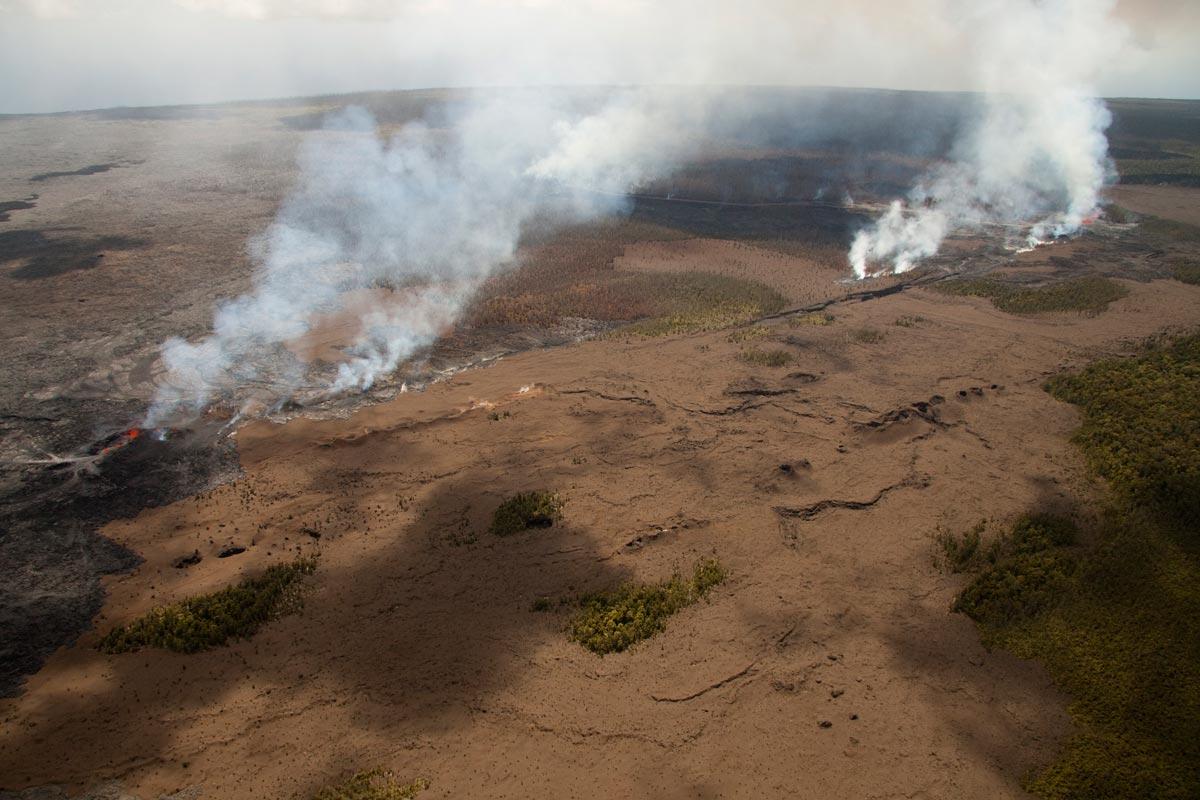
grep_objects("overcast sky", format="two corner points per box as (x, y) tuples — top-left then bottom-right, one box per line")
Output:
(1, 0), (1197, 114)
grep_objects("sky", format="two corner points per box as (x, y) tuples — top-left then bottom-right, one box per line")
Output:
(0, 0), (1197, 114)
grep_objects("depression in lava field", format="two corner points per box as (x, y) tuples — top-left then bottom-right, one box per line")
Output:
(2, 2), (1199, 799)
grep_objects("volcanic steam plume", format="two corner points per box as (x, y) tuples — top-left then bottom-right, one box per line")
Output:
(850, 0), (1127, 278)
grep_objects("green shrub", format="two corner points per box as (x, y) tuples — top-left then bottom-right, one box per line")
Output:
(936, 277), (1128, 315)
(98, 557), (317, 654)
(313, 770), (428, 800)
(490, 491), (564, 537)
(1173, 262), (1200, 285)
(621, 274), (787, 337)
(1103, 204), (1136, 224)
(1045, 335), (1200, 527)
(851, 327), (886, 344)
(1139, 215), (1200, 244)
(789, 312), (836, 327)
(953, 514), (1078, 626)
(569, 558), (726, 654)
(893, 315), (927, 328)
(951, 337), (1200, 798)
(955, 550), (1076, 628)
(1011, 513), (1078, 554)
(726, 325), (773, 344)
(738, 347), (794, 367)
(936, 521), (985, 572)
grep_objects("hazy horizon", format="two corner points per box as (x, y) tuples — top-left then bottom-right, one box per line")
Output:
(3, 82), (1199, 119)
(1, 0), (1198, 115)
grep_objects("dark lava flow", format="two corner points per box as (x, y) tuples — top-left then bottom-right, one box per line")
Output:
(0, 404), (239, 697)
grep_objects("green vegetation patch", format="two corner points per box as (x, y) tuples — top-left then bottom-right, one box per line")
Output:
(726, 325), (773, 344)
(569, 558), (726, 654)
(789, 312), (836, 327)
(99, 557), (317, 654)
(935, 277), (1128, 315)
(313, 770), (429, 800)
(490, 491), (564, 537)
(951, 336), (1200, 799)
(893, 315), (927, 328)
(738, 347), (794, 368)
(1173, 262), (1200, 285)
(851, 327), (886, 344)
(620, 274), (787, 337)
(952, 515), (1078, 628)
(1139, 215), (1200, 244)
(1045, 335), (1200, 525)
(936, 520), (992, 573)
(1116, 148), (1200, 188)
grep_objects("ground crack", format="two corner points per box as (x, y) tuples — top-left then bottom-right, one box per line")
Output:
(560, 388), (656, 407)
(650, 662), (758, 703)
(774, 474), (932, 521)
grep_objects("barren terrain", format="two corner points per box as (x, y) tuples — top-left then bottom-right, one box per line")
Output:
(2, 90), (1199, 799)
(3, 274), (1198, 798)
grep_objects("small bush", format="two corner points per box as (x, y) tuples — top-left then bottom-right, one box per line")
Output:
(953, 514), (1078, 627)
(726, 325), (773, 344)
(313, 770), (428, 800)
(1010, 513), (1078, 554)
(955, 550), (1076, 628)
(1173, 262), (1200, 285)
(569, 558), (727, 654)
(893, 315), (927, 328)
(937, 521), (985, 572)
(490, 491), (564, 537)
(851, 327), (886, 344)
(936, 277), (1128, 315)
(738, 347), (794, 367)
(789, 312), (836, 327)
(1103, 204), (1136, 224)
(99, 557), (317, 654)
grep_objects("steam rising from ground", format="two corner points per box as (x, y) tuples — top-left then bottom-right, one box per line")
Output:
(146, 91), (701, 426)
(145, 0), (1133, 422)
(850, 0), (1127, 278)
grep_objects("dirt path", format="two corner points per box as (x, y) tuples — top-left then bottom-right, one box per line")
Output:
(2, 278), (1199, 799)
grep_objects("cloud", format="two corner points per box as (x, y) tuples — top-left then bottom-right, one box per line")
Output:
(3, 0), (79, 18)
(172, 0), (416, 19)
(0, 1), (1193, 115)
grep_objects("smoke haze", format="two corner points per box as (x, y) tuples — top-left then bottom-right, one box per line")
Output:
(2, 0), (1180, 422)
(850, 0), (1127, 277)
(146, 90), (708, 425)
(1, 0), (1195, 114)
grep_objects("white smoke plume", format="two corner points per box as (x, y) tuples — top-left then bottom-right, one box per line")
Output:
(146, 90), (703, 426)
(850, 0), (1128, 278)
